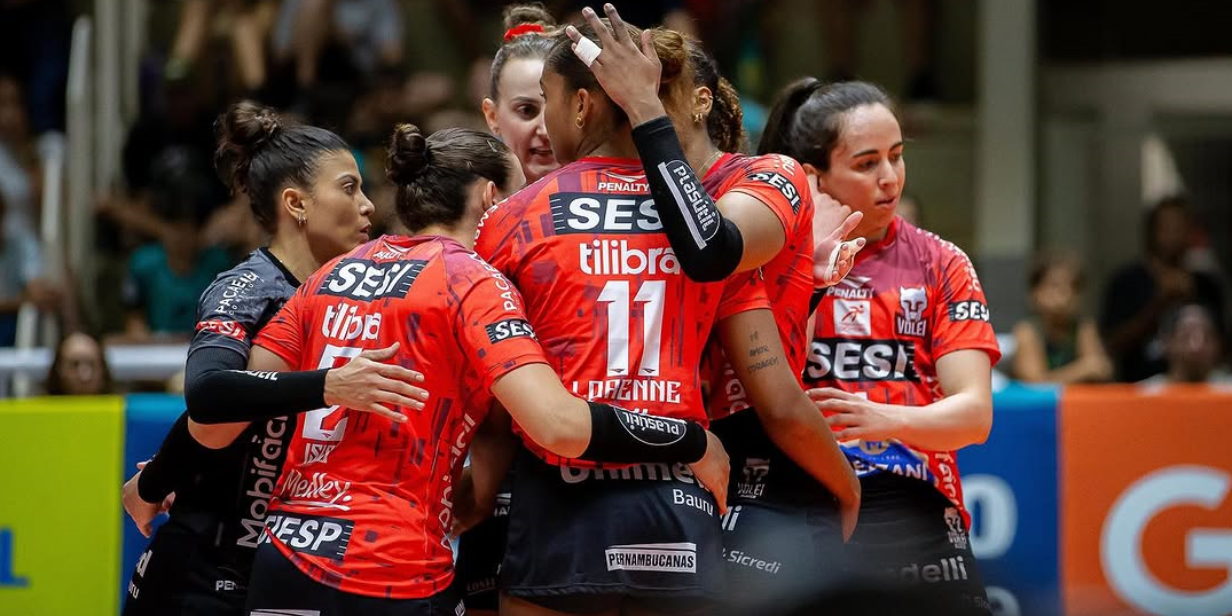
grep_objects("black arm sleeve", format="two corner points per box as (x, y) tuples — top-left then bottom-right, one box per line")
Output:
(578, 402), (708, 464)
(184, 346), (328, 425)
(136, 411), (214, 503)
(631, 115), (744, 282)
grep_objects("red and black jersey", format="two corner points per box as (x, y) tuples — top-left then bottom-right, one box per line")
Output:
(699, 153), (815, 420)
(803, 217), (1002, 517)
(254, 235), (548, 599)
(474, 156), (770, 467)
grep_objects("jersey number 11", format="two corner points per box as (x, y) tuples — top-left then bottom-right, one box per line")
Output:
(597, 280), (666, 377)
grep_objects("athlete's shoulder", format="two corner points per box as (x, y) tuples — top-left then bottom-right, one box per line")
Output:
(199, 249), (292, 311)
(307, 235), (440, 303)
(898, 219), (972, 262)
(438, 237), (506, 283)
(897, 219), (984, 288)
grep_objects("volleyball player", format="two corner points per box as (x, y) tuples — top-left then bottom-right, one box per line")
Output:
(238, 123), (728, 615)
(473, 15), (857, 615)
(570, 12), (868, 604)
(761, 79), (1000, 614)
(120, 101), (429, 616)
(460, 5), (563, 613)
(481, 3), (560, 184)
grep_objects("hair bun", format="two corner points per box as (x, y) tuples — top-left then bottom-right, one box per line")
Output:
(218, 100), (281, 152)
(215, 100), (283, 197)
(503, 3), (555, 32)
(387, 123), (430, 185)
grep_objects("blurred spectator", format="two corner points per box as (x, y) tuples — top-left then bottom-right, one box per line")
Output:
(165, 0), (277, 94)
(0, 190), (60, 346)
(816, 0), (939, 101)
(0, 0), (71, 135)
(122, 79), (222, 212)
(45, 331), (113, 395)
(1139, 303), (1231, 387)
(119, 186), (231, 342)
(1011, 252), (1112, 384)
(554, 0), (696, 33)
(0, 72), (39, 230)
(1100, 196), (1226, 382)
(271, 0), (404, 117)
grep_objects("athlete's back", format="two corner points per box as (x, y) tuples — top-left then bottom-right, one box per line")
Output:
(254, 234), (547, 599)
(476, 157), (768, 464)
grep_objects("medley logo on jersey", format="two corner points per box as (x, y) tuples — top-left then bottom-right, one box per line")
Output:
(280, 469), (353, 511)
(805, 338), (919, 382)
(319, 258), (427, 300)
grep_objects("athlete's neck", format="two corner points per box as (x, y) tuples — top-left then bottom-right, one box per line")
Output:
(415, 223), (476, 250)
(581, 127), (640, 161)
(267, 232), (322, 284)
(684, 136), (721, 176)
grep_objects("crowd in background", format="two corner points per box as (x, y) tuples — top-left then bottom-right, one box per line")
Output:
(0, 0), (1228, 395)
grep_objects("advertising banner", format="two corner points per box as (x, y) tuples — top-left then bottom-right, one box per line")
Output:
(1061, 385), (1232, 616)
(119, 394), (183, 606)
(962, 384), (1062, 616)
(0, 396), (124, 616)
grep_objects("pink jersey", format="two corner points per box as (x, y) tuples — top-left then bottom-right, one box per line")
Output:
(804, 217), (1001, 517)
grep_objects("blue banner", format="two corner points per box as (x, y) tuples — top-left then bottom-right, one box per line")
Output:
(962, 384), (1061, 616)
(120, 394), (183, 606)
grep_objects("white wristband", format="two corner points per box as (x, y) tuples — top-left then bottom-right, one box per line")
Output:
(574, 36), (602, 67)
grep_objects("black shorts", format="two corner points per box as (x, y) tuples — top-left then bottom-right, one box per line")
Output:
(846, 473), (992, 616)
(454, 478), (512, 612)
(501, 448), (724, 614)
(710, 411), (846, 612)
(122, 512), (248, 616)
(244, 541), (464, 616)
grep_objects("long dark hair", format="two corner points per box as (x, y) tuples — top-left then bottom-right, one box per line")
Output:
(688, 42), (745, 153)
(758, 79), (895, 170)
(45, 332), (113, 396)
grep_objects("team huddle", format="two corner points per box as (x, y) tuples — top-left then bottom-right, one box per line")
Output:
(120, 4), (1000, 616)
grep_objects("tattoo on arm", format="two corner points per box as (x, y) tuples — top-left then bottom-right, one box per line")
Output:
(745, 330), (779, 372)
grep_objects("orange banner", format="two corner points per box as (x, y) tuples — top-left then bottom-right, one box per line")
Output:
(1061, 385), (1232, 616)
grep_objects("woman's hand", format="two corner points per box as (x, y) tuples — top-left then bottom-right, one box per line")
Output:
(122, 461), (175, 538)
(566, 4), (668, 126)
(810, 175), (866, 288)
(807, 387), (905, 442)
(688, 431), (731, 516)
(324, 342), (430, 423)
